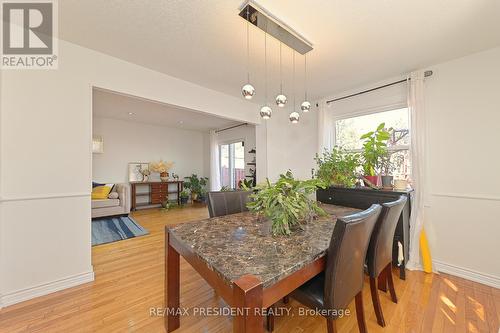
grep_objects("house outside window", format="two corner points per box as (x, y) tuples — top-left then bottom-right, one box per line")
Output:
(334, 107), (411, 178)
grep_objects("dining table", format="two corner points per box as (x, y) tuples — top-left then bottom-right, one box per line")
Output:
(165, 204), (361, 333)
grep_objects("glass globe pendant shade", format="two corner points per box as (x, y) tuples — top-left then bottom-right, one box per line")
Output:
(301, 101), (311, 112)
(260, 106), (272, 119)
(242, 84), (255, 99)
(289, 111), (300, 124)
(275, 94), (287, 107)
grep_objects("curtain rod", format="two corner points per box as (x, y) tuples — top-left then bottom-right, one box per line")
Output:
(215, 123), (248, 133)
(325, 70), (433, 104)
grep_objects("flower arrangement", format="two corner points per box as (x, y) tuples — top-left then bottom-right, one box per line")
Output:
(149, 160), (174, 174)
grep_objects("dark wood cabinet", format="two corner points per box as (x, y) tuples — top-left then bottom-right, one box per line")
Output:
(316, 186), (412, 279)
(130, 181), (183, 210)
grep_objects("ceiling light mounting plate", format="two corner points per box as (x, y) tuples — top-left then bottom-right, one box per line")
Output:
(238, 1), (313, 55)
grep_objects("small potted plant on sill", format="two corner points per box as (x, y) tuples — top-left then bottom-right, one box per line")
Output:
(183, 174), (208, 202)
(380, 152), (405, 189)
(314, 146), (360, 188)
(245, 171), (327, 236)
(180, 190), (189, 205)
(360, 123), (391, 187)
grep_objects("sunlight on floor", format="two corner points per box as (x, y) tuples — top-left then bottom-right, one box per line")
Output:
(440, 308), (456, 325)
(467, 321), (479, 333)
(443, 278), (458, 292)
(440, 295), (457, 313)
(467, 296), (485, 321)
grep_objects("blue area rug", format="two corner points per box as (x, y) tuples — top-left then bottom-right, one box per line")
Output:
(92, 216), (148, 246)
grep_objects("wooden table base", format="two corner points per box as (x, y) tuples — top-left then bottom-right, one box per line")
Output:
(165, 229), (325, 333)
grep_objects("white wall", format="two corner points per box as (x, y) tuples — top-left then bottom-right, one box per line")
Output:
(324, 46), (500, 287)
(0, 37), (317, 306)
(424, 46), (500, 286)
(0, 39), (260, 307)
(265, 106), (318, 181)
(92, 117), (207, 183)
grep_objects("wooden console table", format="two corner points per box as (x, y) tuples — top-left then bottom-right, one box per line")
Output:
(130, 181), (183, 210)
(316, 186), (412, 280)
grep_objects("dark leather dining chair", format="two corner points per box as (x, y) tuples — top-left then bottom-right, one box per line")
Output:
(207, 190), (251, 218)
(281, 204), (382, 333)
(366, 195), (407, 327)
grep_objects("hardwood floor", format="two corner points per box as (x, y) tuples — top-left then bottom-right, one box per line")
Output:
(0, 205), (498, 333)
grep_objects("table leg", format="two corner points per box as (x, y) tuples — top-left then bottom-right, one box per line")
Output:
(165, 231), (180, 332)
(232, 275), (264, 333)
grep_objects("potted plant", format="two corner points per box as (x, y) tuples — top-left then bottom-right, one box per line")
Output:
(183, 174), (208, 202)
(198, 188), (208, 203)
(380, 152), (405, 189)
(149, 160), (174, 181)
(314, 146), (360, 188)
(245, 171), (327, 236)
(239, 179), (254, 190)
(360, 123), (391, 187)
(179, 190), (189, 205)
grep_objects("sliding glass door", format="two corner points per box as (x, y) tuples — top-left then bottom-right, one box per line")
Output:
(219, 141), (245, 189)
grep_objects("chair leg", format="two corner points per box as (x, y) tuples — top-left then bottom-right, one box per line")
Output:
(386, 264), (398, 304)
(266, 308), (274, 332)
(326, 317), (337, 333)
(355, 292), (367, 333)
(369, 277), (386, 327)
(377, 268), (388, 292)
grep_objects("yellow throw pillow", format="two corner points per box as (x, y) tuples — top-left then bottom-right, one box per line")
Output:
(92, 184), (114, 200)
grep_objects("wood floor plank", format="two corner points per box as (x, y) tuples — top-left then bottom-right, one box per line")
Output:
(0, 204), (498, 333)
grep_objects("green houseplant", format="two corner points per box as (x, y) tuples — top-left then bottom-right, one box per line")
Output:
(239, 178), (254, 190)
(380, 152), (405, 189)
(314, 146), (360, 187)
(183, 174), (208, 202)
(245, 171), (327, 236)
(179, 190), (189, 205)
(360, 123), (391, 186)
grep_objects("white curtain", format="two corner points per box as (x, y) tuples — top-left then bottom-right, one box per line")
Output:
(209, 130), (221, 191)
(406, 71), (428, 270)
(317, 99), (334, 155)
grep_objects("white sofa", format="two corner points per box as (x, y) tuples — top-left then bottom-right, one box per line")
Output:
(91, 183), (131, 219)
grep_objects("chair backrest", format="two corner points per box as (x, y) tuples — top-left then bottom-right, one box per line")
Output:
(366, 195), (407, 277)
(324, 204), (381, 310)
(207, 191), (251, 218)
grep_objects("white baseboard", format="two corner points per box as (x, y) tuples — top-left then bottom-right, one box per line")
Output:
(0, 271), (95, 309)
(433, 260), (500, 289)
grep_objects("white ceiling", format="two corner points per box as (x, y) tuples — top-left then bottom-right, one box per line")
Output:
(92, 88), (239, 131)
(62, 1), (500, 102)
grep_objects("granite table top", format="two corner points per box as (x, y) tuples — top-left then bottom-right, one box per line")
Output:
(168, 204), (361, 288)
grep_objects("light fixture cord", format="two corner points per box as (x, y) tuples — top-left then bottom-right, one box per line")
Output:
(293, 50), (295, 110)
(279, 42), (282, 93)
(246, 6), (250, 83)
(304, 53), (308, 100)
(264, 33), (268, 103)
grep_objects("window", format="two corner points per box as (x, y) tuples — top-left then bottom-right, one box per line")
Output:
(219, 141), (245, 189)
(334, 108), (411, 177)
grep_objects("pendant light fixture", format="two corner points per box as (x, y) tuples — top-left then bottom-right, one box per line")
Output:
(289, 51), (300, 124)
(260, 33), (272, 119)
(275, 42), (287, 107)
(241, 6), (255, 100)
(301, 54), (311, 112)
